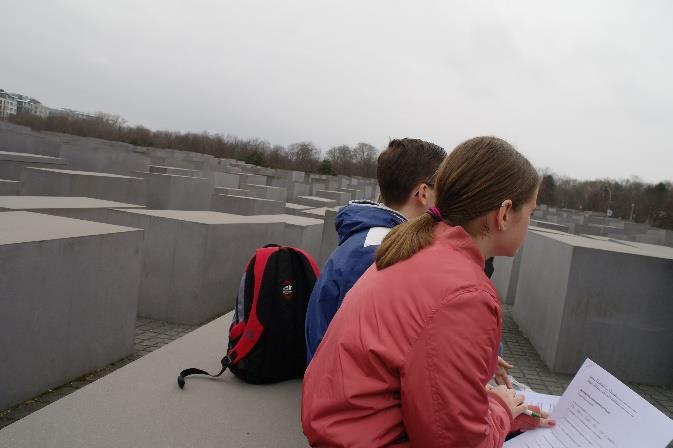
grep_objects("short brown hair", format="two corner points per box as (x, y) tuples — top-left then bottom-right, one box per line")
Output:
(376, 136), (540, 269)
(377, 138), (446, 207)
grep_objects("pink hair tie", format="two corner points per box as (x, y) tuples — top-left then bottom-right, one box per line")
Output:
(426, 206), (443, 222)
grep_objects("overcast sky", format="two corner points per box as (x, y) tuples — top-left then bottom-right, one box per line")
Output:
(2, 0), (672, 182)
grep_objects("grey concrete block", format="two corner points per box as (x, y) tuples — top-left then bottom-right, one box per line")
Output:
(20, 167), (146, 205)
(237, 173), (268, 187)
(214, 187), (256, 198)
(315, 190), (350, 205)
(285, 202), (313, 215)
(0, 125), (63, 157)
(217, 213), (323, 258)
(490, 226), (568, 305)
(0, 179), (21, 195)
(364, 184), (376, 201)
(245, 184), (288, 202)
(297, 206), (340, 219)
(275, 169), (306, 182)
(490, 256), (517, 305)
(271, 179), (310, 201)
(294, 196), (338, 208)
(57, 137), (150, 175)
(336, 188), (362, 201)
(210, 171), (241, 188)
(0, 312), (305, 448)
(309, 181), (328, 196)
(211, 194), (285, 215)
(513, 230), (673, 386)
(0, 150), (67, 180)
(0, 212), (142, 411)
(148, 165), (201, 177)
(145, 173), (213, 210)
(530, 220), (570, 233)
(100, 210), (285, 324)
(318, 209), (340, 267)
(0, 196), (144, 222)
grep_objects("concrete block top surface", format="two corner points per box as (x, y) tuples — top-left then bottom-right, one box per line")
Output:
(221, 194), (280, 203)
(531, 229), (673, 260)
(0, 312), (305, 448)
(300, 206), (341, 217)
(528, 225), (569, 235)
(226, 213), (324, 226)
(145, 172), (208, 180)
(0, 150), (66, 164)
(0, 211), (142, 245)
(0, 196), (144, 210)
(149, 165), (199, 171)
(285, 203), (313, 210)
(296, 195), (336, 202)
(247, 183), (281, 190)
(111, 209), (295, 225)
(25, 167), (144, 179)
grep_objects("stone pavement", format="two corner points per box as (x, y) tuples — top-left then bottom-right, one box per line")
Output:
(0, 318), (199, 429)
(2, 307), (673, 442)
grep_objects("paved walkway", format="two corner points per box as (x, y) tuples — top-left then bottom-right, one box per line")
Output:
(0, 318), (198, 429)
(2, 307), (673, 442)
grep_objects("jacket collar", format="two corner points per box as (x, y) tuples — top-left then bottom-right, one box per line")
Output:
(434, 223), (485, 268)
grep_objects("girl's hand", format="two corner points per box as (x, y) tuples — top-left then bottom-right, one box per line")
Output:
(487, 384), (527, 419)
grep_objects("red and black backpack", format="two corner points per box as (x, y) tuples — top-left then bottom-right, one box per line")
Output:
(178, 244), (319, 388)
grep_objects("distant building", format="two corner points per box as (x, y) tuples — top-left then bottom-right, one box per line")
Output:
(11, 94), (50, 119)
(1, 88), (97, 121)
(0, 90), (18, 120)
(57, 108), (97, 120)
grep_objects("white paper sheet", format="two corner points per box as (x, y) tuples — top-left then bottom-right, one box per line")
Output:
(520, 390), (560, 415)
(504, 359), (673, 448)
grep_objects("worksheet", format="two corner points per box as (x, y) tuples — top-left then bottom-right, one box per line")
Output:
(504, 359), (673, 447)
(520, 390), (560, 415)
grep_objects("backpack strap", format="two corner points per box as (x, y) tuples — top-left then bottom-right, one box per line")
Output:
(177, 246), (280, 389)
(224, 246), (279, 364)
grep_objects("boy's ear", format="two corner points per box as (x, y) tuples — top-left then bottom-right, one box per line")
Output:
(415, 183), (430, 206)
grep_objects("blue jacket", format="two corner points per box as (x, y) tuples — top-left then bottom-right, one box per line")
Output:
(305, 201), (406, 362)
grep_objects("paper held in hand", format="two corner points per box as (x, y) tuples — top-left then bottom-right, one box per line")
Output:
(504, 358), (673, 448)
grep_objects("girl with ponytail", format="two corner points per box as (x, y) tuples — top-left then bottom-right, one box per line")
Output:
(302, 136), (551, 447)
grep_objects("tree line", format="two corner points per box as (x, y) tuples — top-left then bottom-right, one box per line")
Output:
(9, 112), (378, 178)
(538, 172), (673, 230)
(8, 112), (672, 230)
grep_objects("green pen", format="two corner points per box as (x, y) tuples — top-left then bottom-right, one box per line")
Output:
(524, 409), (542, 419)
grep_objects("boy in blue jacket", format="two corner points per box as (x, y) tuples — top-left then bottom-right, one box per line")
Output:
(305, 138), (446, 362)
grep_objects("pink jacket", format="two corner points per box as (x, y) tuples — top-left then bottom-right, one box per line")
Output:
(301, 224), (516, 447)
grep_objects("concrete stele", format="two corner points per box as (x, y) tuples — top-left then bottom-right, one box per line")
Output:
(0, 178), (21, 195)
(512, 229), (673, 386)
(0, 212), (143, 410)
(0, 196), (144, 221)
(20, 167), (146, 205)
(0, 150), (67, 180)
(98, 209), (287, 324)
(212, 194), (285, 215)
(144, 172), (213, 210)
(294, 195), (338, 208)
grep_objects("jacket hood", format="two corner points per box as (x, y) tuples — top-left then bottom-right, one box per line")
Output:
(335, 200), (406, 245)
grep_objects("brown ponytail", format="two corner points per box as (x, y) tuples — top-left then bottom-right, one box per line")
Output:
(375, 136), (539, 270)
